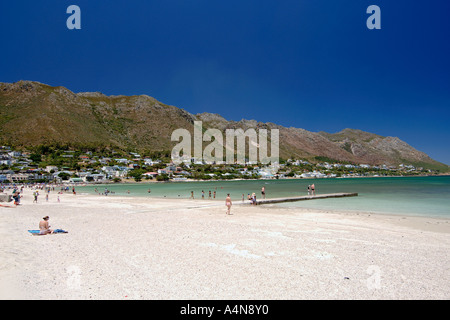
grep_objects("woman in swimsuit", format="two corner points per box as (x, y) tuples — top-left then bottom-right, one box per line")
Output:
(225, 194), (232, 215)
(39, 216), (53, 235)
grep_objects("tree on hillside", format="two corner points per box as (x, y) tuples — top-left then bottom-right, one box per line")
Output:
(128, 168), (145, 182)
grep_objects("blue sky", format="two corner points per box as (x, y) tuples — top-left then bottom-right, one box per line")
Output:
(1, 1), (449, 165)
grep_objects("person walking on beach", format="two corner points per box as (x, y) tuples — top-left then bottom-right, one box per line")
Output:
(33, 191), (39, 203)
(190, 191), (194, 199)
(225, 194), (232, 215)
(202, 190), (205, 199)
(213, 190), (216, 199)
(13, 191), (21, 205)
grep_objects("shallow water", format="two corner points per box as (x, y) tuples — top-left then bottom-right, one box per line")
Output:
(76, 176), (450, 218)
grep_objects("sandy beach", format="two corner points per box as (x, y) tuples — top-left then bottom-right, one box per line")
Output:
(0, 188), (449, 300)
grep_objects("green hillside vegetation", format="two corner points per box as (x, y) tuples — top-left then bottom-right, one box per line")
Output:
(0, 80), (448, 173)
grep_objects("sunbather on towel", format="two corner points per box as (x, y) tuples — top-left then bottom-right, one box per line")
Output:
(39, 216), (53, 235)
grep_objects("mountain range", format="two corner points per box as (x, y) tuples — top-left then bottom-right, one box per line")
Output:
(0, 80), (448, 171)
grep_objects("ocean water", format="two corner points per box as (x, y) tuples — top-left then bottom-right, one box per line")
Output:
(76, 176), (450, 218)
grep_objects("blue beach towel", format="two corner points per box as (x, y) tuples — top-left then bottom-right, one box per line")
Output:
(28, 229), (68, 235)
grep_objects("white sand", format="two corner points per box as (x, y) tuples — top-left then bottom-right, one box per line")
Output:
(0, 189), (449, 300)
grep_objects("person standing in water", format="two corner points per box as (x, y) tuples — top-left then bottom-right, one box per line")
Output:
(225, 194), (232, 215)
(261, 186), (266, 199)
(311, 184), (316, 196)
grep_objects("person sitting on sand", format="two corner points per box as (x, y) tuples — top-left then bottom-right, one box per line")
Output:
(39, 216), (53, 235)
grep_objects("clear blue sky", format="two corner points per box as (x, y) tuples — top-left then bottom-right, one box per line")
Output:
(1, 1), (449, 164)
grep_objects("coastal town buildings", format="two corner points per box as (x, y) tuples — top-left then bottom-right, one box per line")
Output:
(0, 145), (438, 184)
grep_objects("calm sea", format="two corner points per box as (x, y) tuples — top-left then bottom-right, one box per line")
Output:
(76, 176), (450, 218)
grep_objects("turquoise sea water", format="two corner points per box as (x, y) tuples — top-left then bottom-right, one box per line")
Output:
(76, 176), (450, 218)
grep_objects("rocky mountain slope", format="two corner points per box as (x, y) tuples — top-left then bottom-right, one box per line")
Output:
(0, 80), (447, 171)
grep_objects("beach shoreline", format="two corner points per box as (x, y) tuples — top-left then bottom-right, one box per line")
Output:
(32, 172), (450, 185)
(1, 189), (449, 300)
(82, 193), (450, 233)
